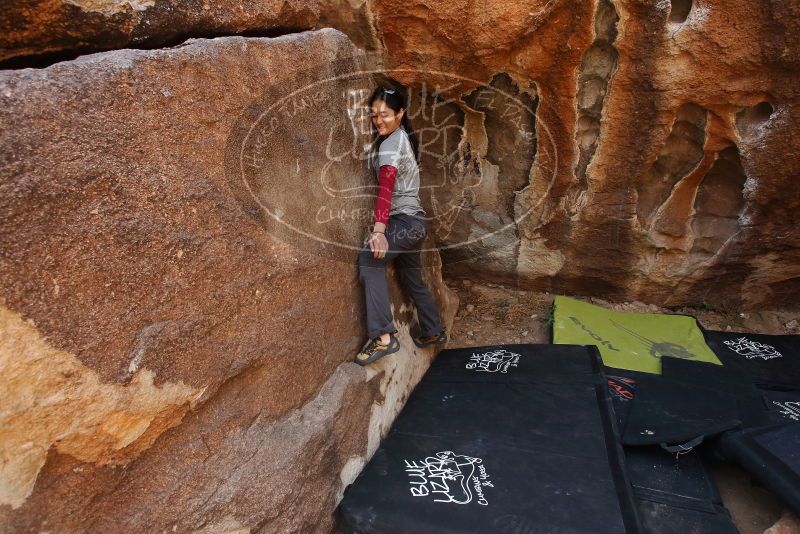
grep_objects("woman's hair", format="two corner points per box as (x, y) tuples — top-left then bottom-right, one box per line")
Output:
(367, 84), (420, 162)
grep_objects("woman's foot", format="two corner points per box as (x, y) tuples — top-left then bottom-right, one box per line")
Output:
(413, 327), (448, 348)
(355, 333), (400, 366)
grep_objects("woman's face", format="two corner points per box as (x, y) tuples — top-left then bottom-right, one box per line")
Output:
(370, 100), (404, 136)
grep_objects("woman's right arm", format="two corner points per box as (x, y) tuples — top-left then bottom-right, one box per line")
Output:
(373, 164), (398, 233)
(372, 135), (401, 233)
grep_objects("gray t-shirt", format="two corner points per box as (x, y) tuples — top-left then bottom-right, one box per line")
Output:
(369, 125), (426, 217)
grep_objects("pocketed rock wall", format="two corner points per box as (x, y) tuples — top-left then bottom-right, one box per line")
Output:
(0, 30), (457, 532)
(374, 0), (800, 310)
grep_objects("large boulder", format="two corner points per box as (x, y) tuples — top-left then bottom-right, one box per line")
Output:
(0, 0), (381, 66)
(0, 29), (457, 532)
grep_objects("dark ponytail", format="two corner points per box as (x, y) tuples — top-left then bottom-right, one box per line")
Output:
(367, 84), (420, 163)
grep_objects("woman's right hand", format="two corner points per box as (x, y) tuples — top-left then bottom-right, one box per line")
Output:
(369, 232), (389, 260)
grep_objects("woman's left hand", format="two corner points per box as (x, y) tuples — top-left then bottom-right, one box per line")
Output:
(369, 232), (389, 259)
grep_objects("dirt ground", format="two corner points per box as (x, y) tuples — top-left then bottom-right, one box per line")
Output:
(441, 277), (800, 534)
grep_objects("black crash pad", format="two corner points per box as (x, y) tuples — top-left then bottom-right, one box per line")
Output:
(621, 373), (741, 447)
(761, 389), (800, 424)
(660, 356), (769, 428)
(338, 344), (641, 534)
(716, 422), (800, 517)
(703, 330), (800, 390)
(635, 500), (738, 534)
(625, 447), (722, 511)
(423, 343), (599, 385)
(607, 374), (738, 533)
(606, 369), (653, 435)
(628, 447), (736, 533)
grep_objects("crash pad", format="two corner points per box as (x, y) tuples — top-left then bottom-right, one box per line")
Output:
(607, 368), (739, 532)
(337, 344), (641, 534)
(660, 356), (769, 428)
(635, 500), (738, 534)
(716, 422), (800, 517)
(552, 296), (721, 374)
(702, 330), (800, 390)
(606, 369), (654, 434)
(761, 389), (800, 424)
(625, 446), (722, 510)
(621, 374), (740, 447)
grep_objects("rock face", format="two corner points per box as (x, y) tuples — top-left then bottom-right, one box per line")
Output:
(0, 0), (381, 66)
(373, 0), (800, 310)
(0, 30), (457, 532)
(4, 0), (798, 312)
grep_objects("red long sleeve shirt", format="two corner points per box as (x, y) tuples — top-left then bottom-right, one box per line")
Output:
(374, 164), (398, 225)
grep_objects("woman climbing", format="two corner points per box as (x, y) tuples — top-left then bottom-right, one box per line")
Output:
(354, 85), (448, 366)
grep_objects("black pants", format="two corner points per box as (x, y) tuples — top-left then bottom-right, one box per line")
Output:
(358, 213), (444, 340)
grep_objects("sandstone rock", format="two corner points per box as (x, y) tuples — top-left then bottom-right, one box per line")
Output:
(3, 0), (799, 312)
(372, 0), (800, 310)
(0, 0), (381, 66)
(764, 512), (800, 534)
(0, 29), (457, 532)
(0, 305), (200, 509)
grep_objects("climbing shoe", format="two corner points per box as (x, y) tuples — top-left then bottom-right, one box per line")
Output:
(413, 327), (448, 348)
(354, 333), (400, 366)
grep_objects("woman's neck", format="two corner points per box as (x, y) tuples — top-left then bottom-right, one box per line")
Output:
(384, 123), (404, 136)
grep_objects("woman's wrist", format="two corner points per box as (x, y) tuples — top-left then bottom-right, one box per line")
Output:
(372, 221), (387, 234)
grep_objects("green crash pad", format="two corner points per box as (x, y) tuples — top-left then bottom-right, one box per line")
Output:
(552, 296), (721, 374)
